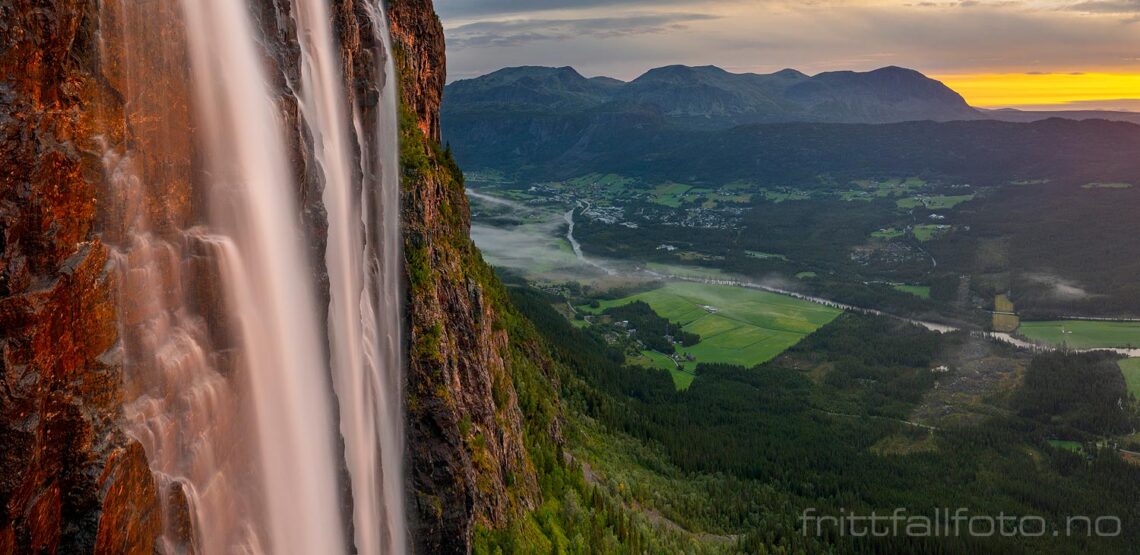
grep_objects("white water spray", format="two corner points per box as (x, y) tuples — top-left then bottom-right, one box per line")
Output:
(98, 3), (266, 552)
(291, 0), (408, 553)
(104, 0), (406, 552)
(362, 3), (410, 552)
(180, 0), (347, 553)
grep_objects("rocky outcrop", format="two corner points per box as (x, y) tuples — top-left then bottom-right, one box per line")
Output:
(388, 1), (541, 553)
(389, 0), (445, 142)
(0, 1), (161, 552)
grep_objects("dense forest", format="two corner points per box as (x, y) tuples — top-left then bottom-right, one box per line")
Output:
(1014, 352), (1136, 437)
(447, 116), (1140, 188)
(478, 284), (1140, 554)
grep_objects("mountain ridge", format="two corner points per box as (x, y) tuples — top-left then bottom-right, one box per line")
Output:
(444, 63), (982, 126)
(444, 64), (1140, 128)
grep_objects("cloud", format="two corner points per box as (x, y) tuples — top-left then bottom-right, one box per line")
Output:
(1012, 98), (1140, 111)
(447, 13), (719, 48)
(1062, 0), (1140, 22)
(907, 1), (1025, 8)
(436, 0), (709, 19)
(1064, 0), (1140, 14)
(441, 1), (1140, 82)
(1023, 273), (1094, 301)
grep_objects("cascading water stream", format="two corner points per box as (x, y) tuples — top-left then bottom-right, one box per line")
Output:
(291, 1), (408, 552)
(105, 148), (262, 554)
(178, 0), (347, 552)
(102, 0), (405, 552)
(363, 4), (410, 550)
(97, 3), (265, 552)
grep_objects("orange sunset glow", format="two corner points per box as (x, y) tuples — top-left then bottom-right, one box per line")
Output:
(933, 72), (1140, 110)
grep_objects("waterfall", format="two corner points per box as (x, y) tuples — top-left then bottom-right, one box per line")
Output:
(179, 0), (347, 553)
(102, 0), (406, 553)
(291, 0), (408, 552)
(98, 2), (268, 552)
(366, 5), (410, 550)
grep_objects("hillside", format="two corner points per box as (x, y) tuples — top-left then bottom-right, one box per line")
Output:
(445, 112), (1140, 187)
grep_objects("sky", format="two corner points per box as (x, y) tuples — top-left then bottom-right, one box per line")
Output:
(435, 0), (1140, 110)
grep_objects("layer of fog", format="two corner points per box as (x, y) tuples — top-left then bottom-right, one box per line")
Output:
(1022, 272), (1094, 301)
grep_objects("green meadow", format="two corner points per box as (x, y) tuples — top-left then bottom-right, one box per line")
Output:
(913, 224), (950, 242)
(1118, 358), (1140, 399)
(648, 183), (692, 207)
(630, 350), (696, 389)
(893, 284), (931, 299)
(1018, 320), (1140, 350)
(1047, 439), (1083, 453)
(897, 194), (974, 210)
(585, 282), (841, 388)
(871, 228), (906, 239)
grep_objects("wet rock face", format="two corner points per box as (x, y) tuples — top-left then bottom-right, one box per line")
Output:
(389, 0), (445, 142)
(1, 2), (161, 552)
(388, 1), (540, 553)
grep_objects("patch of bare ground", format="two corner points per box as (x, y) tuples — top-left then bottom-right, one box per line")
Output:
(912, 338), (1028, 427)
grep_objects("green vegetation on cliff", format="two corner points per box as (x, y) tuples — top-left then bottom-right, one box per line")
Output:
(402, 89), (700, 552)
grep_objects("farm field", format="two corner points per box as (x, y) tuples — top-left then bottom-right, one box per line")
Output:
(649, 183), (693, 207)
(897, 194), (974, 210)
(567, 173), (634, 190)
(1047, 439), (1083, 453)
(630, 350), (696, 389)
(913, 224), (950, 242)
(893, 284), (931, 299)
(871, 228), (906, 239)
(763, 189), (812, 202)
(1018, 320), (1140, 350)
(585, 282), (841, 387)
(1118, 358), (1140, 399)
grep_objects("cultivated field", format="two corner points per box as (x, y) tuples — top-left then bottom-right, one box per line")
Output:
(629, 350), (696, 389)
(648, 182), (693, 207)
(588, 282), (841, 385)
(1047, 439), (1082, 453)
(1118, 358), (1140, 399)
(893, 284), (931, 299)
(1019, 320), (1140, 350)
(897, 194), (974, 210)
(913, 224), (951, 242)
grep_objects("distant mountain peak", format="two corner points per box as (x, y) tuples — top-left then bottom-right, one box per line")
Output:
(477, 65), (587, 82)
(632, 64), (732, 81)
(873, 65), (918, 74)
(444, 63), (981, 125)
(445, 65), (616, 113)
(772, 68), (809, 79)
